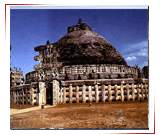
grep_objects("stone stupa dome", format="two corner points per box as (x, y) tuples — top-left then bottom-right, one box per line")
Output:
(57, 18), (127, 66)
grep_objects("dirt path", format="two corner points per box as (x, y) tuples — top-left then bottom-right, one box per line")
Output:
(10, 100), (148, 129)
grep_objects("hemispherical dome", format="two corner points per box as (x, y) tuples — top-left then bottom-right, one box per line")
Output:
(57, 22), (127, 66)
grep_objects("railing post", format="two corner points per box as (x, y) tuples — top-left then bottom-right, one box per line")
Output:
(141, 83), (144, 100)
(60, 88), (62, 104)
(69, 84), (72, 103)
(115, 84), (118, 101)
(17, 91), (19, 104)
(76, 86), (79, 103)
(25, 89), (28, 104)
(22, 89), (24, 104)
(13, 91), (16, 104)
(145, 83), (147, 99)
(101, 85), (105, 102)
(88, 86), (92, 102)
(82, 85), (86, 103)
(132, 83), (135, 101)
(126, 84), (129, 101)
(95, 84), (98, 102)
(63, 87), (66, 104)
(108, 85), (112, 102)
(137, 84), (140, 101)
(121, 82), (124, 102)
(31, 87), (34, 105)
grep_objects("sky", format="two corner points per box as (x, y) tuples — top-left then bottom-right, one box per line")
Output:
(10, 7), (148, 78)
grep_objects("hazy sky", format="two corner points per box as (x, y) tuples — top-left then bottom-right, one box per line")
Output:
(10, 7), (148, 77)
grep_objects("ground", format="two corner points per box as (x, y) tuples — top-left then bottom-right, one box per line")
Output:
(10, 100), (148, 129)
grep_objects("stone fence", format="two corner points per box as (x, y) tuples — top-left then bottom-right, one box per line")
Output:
(10, 82), (46, 106)
(10, 78), (148, 106)
(56, 78), (148, 104)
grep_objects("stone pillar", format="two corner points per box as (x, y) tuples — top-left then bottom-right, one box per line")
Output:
(121, 83), (124, 102)
(69, 84), (72, 103)
(19, 90), (21, 104)
(101, 85), (105, 102)
(22, 89), (24, 104)
(95, 85), (98, 102)
(137, 84), (140, 101)
(115, 84), (118, 101)
(108, 85), (112, 102)
(132, 83), (135, 101)
(29, 88), (32, 105)
(25, 89), (28, 104)
(31, 88), (34, 105)
(82, 85), (86, 103)
(88, 86), (92, 102)
(17, 91), (19, 104)
(52, 80), (59, 105)
(60, 88), (62, 104)
(126, 84), (129, 101)
(13, 91), (16, 104)
(141, 83), (144, 99)
(38, 81), (46, 106)
(76, 86), (79, 103)
(145, 83), (147, 99)
(63, 87), (66, 104)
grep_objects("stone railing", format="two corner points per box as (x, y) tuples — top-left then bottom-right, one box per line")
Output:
(10, 82), (46, 106)
(25, 64), (138, 84)
(55, 78), (148, 104)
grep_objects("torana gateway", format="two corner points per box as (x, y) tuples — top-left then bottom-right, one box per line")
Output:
(10, 19), (148, 106)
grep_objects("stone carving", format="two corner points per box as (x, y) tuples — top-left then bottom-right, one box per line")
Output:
(10, 67), (24, 87)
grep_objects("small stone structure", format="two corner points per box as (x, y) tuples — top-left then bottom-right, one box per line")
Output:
(10, 19), (148, 106)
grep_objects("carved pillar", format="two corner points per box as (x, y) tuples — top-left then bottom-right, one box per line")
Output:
(101, 85), (105, 102)
(76, 86), (79, 103)
(52, 80), (59, 105)
(38, 82), (46, 106)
